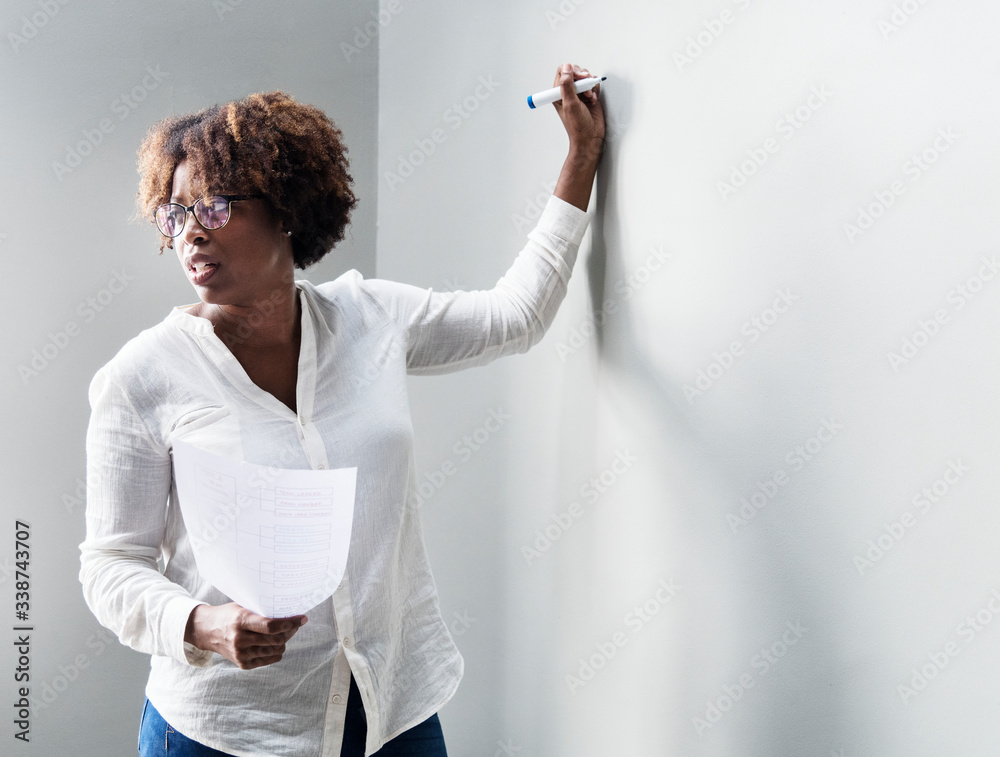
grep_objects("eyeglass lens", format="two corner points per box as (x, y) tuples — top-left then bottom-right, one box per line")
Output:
(155, 196), (232, 237)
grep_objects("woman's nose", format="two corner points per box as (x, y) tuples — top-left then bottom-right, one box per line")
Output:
(179, 209), (207, 245)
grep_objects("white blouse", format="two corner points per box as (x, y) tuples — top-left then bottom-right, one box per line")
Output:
(79, 195), (590, 757)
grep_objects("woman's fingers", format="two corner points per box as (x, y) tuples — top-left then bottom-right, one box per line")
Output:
(239, 610), (306, 638)
(556, 63), (577, 100)
(552, 62), (593, 88)
(233, 642), (288, 669)
(551, 62), (606, 148)
(187, 603), (307, 669)
(554, 63), (600, 102)
(227, 608), (306, 667)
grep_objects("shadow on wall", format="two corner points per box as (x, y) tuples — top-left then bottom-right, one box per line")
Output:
(565, 73), (851, 752)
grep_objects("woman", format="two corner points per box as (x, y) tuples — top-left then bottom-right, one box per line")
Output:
(80, 62), (603, 757)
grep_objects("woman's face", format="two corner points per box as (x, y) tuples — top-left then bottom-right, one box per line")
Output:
(169, 159), (294, 309)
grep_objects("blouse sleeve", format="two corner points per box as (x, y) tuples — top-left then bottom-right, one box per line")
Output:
(78, 362), (212, 667)
(362, 194), (590, 374)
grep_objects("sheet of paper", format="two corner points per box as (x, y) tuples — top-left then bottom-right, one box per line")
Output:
(171, 439), (357, 618)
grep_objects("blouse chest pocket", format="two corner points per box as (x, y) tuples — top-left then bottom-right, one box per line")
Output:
(167, 405), (243, 460)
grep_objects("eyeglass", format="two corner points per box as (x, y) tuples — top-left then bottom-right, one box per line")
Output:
(153, 195), (260, 238)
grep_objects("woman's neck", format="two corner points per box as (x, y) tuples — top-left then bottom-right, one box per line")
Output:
(194, 284), (301, 350)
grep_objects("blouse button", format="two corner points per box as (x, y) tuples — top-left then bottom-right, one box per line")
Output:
(317, 464), (326, 470)
(332, 694), (343, 704)
(342, 636), (350, 647)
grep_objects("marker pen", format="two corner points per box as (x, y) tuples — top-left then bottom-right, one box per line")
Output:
(527, 76), (606, 109)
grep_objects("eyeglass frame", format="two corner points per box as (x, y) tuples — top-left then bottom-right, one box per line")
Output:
(153, 194), (262, 238)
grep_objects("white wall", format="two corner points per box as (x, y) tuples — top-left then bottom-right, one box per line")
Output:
(379, 1), (1000, 755)
(6, 1), (1000, 754)
(0, 2), (378, 753)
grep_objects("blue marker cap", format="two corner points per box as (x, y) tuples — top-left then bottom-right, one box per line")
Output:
(526, 75), (604, 110)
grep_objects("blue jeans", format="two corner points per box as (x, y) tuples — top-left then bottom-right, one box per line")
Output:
(138, 676), (447, 756)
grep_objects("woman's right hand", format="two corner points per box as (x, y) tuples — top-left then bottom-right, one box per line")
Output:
(552, 62), (605, 154)
(185, 602), (307, 669)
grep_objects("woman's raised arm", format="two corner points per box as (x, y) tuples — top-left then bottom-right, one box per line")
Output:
(552, 62), (606, 212)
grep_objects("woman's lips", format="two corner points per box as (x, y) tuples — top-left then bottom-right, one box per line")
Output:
(188, 262), (219, 285)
